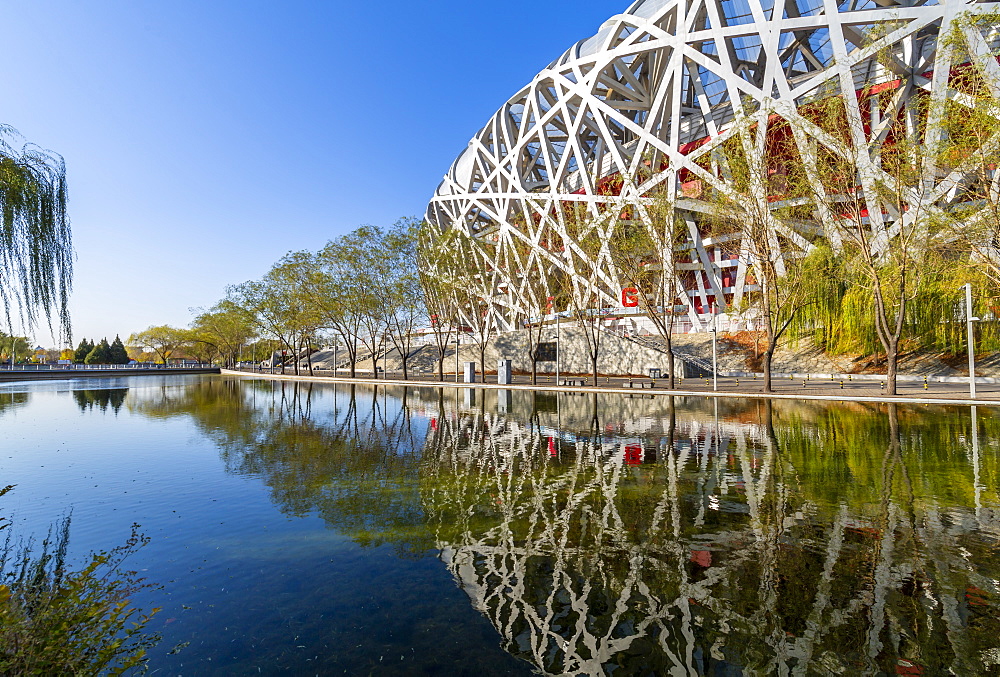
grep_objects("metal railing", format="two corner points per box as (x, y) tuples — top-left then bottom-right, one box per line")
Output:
(0, 363), (216, 371)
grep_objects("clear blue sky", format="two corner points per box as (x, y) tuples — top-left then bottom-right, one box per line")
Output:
(6, 0), (621, 346)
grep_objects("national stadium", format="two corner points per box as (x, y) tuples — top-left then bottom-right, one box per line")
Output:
(425, 0), (1000, 335)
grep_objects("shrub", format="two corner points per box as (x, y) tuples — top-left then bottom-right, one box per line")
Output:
(0, 486), (161, 675)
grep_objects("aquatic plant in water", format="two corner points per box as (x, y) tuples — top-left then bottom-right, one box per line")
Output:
(0, 485), (161, 675)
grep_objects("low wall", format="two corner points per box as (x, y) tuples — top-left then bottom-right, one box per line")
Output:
(0, 367), (220, 382)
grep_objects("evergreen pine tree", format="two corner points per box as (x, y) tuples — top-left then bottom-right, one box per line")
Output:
(85, 338), (112, 365)
(109, 335), (129, 364)
(74, 338), (93, 364)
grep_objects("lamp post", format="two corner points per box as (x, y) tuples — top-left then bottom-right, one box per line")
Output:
(454, 336), (460, 383)
(555, 307), (561, 384)
(383, 334), (389, 380)
(965, 283), (979, 399)
(710, 301), (718, 391)
(333, 342), (339, 377)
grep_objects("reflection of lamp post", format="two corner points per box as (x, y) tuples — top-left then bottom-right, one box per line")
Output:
(965, 283), (980, 398)
(972, 405), (982, 522)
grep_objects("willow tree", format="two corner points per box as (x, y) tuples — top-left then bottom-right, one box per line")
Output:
(929, 11), (1000, 356)
(935, 12), (1000, 298)
(320, 226), (389, 378)
(189, 300), (258, 367)
(0, 125), (72, 338)
(313, 235), (369, 378)
(802, 83), (961, 393)
(703, 119), (816, 393)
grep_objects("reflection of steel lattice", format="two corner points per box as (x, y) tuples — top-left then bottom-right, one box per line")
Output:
(418, 401), (996, 675)
(426, 0), (1000, 332)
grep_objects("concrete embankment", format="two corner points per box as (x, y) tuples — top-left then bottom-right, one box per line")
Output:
(221, 369), (1000, 407)
(0, 367), (221, 382)
(293, 328), (1000, 381)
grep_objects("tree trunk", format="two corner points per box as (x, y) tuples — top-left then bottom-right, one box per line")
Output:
(885, 340), (898, 396)
(664, 334), (675, 389)
(761, 281), (776, 393)
(870, 271), (906, 397)
(763, 346), (775, 393)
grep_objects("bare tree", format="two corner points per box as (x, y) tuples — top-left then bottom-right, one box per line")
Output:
(608, 190), (689, 388)
(417, 225), (460, 381)
(379, 219), (425, 380)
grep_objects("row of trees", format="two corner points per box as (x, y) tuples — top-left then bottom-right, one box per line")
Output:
(135, 219), (425, 376)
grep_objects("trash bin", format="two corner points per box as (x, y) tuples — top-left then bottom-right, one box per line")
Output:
(648, 368), (661, 379)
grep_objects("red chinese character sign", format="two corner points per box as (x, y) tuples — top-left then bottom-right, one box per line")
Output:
(621, 288), (639, 308)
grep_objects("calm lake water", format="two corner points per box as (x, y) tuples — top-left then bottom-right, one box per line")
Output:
(2, 375), (999, 675)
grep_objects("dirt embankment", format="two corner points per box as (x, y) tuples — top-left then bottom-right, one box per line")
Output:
(717, 331), (1000, 376)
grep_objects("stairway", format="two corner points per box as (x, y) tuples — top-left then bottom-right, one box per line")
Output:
(602, 329), (713, 378)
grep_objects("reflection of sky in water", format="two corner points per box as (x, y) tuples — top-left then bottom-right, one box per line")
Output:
(2, 376), (999, 675)
(1, 378), (526, 675)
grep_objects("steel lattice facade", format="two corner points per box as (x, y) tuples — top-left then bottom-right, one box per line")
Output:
(426, 0), (1000, 333)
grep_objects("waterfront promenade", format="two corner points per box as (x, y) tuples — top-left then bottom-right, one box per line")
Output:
(222, 368), (1000, 407)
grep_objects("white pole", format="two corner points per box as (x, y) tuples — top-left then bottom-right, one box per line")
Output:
(711, 303), (718, 391)
(455, 337), (460, 383)
(966, 283), (977, 399)
(555, 310), (560, 385)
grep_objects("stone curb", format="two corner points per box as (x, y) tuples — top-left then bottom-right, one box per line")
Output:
(220, 370), (1000, 407)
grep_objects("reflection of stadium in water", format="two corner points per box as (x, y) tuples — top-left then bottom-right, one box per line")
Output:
(410, 387), (1000, 675)
(122, 379), (1000, 674)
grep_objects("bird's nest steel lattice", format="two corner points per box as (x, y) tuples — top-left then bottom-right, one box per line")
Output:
(425, 0), (1000, 333)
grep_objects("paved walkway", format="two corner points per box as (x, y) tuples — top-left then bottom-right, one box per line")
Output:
(223, 369), (999, 406)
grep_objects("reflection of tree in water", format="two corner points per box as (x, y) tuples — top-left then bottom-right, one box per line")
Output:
(128, 378), (435, 554)
(0, 391), (30, 417)
(417, 394), (1000, 675)
(72, 388), (127, 414)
